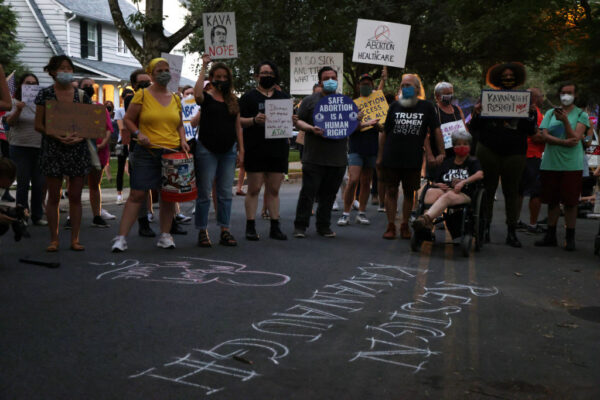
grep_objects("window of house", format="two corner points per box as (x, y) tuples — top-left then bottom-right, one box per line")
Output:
(87, 22), (97, 58)
(117, 34), (128, 55)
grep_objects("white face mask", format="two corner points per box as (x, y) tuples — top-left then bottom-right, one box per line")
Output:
(560, 94), (574, 106)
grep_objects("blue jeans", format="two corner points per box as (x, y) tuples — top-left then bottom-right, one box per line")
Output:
(194, 141), (237, 229)
(9, 145), (45, 221)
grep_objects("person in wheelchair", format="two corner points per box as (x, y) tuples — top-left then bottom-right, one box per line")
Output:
(413, 131), (483, 234)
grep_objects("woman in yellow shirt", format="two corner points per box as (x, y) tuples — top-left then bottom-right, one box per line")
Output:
(112, 58), (190, 252)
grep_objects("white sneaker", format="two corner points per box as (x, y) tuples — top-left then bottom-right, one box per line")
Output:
(332, 201), (339, 211)
(111, 236), (128, 252)
(377, 206), (386, 213)
(352, 200), (360, 210)
(116, 195), (124, 205)
(147, 213), (154, 223)
(101, 208), (116, 220)
(156, 233), (176, 249)
(175, 213), (192, 224)
(355, 213), (370, 225)
(337, 214), (350, 226)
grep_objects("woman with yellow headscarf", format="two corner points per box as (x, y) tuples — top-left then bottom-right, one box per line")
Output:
(112, 57), (190, 252)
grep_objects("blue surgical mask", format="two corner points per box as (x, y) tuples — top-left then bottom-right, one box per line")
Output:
(56, 72), (74, 85)
(401, 86), (415, 99)
(322, 79), (338, 93)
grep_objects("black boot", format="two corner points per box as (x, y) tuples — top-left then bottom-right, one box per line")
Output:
(535, 225), (557, 247)
(269, 219), (287, 240)
(246, 219), (259, 241)
(138, 217), (156, 237)
(484, 225), (491, 243)
(170, 218), (187, 235)
(565, 228), (575, 251)
(505, 226), (522, 248)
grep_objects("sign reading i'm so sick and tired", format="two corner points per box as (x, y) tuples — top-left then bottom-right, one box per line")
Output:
(480, 90), (531, 118)
(290, 52), (343, 95)
(203, 12), (237, 59)
(352, 19), (411, 68)
(312, 94), (359, 139)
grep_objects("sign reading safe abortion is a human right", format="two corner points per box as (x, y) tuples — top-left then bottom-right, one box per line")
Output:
(481, 89), (531, 118)
(312, 94), (359, 139)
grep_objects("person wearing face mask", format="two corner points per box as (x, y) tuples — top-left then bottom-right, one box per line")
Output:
(292, 66), (347, 239)
(112, 58), (190, 252)
(193, 54), (244, 247)
(5, 73), (47, 226)
(378, 74), (445, 240)
(535, 82), (590, 251)
(469, 62), (537, 248)
(413, 131), (483, 233)
(34, 55), (92, 251)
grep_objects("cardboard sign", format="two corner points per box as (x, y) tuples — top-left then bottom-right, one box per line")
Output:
(290, 52), (343, 95)
(353, 90), (388, 132)
(265, 99), (293, 139)
(312, 94), (359, 139)
(203, 12), (237, 59)
(352, 19), (411, 68)
(480, 89), (531, 118)
(21, 85), (40, 106)
(160, 52), (183, 94)
(181, 95), (200, 141)
(45, 100), (106, 138)
(440, 120), (468, 149)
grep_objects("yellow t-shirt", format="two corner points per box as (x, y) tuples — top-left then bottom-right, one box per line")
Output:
(131, 89), (182, 149)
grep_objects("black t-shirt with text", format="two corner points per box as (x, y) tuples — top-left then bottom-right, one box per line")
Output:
(434, 156), (481, 196)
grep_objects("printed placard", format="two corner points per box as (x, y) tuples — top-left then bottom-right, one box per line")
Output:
(480, 89), (531, 118)
(181, 95), (200, 141)
(352, 19), (411, 68)
(312, 94), (359, 140)
(290, 52), (343, 95)
(21, 85), (40, 106)
(440, 120), (468, 149)
(160, 53), (183, 94)
(203, 12), (237, 59)
(353, 90), (388, 132)
(265, 99), (293, 139)
(45, 100), (106, 138)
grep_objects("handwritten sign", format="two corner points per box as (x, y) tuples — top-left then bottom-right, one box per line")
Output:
(21, 84), (40, 106)
(353, 90), (388, 132)
(45, 100), (106, 138)
(313, 94), (359, 139)
(352, 19), (411, 68)
(160, 52), (183, 94)
(440, 120), (468, 149)
(182, 95), (200, 141)
(290, 52), (343, 95)
(203, 12), (237, 59)
(480, 89), (531, 118)
(265, 99), (293, 139)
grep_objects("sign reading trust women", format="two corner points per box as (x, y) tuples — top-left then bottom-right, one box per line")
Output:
(352, 19), (411, 68)
(312, 94), (359, 140)
(203, 12), (237, 59)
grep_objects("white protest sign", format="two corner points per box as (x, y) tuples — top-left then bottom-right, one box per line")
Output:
(203, 12), (237, 59)
(352, 19), (411, 68)
(265, 99), (293, 139)
(160, 53), (183, 94)
(21, 85), (40, 106)
(290, 52), (343, 95)
(181, 95), (200, 141)
(480, 90), (531, 118)
(440, 120), (468, 149)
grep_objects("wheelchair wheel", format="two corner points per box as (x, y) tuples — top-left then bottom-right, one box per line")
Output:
(473, 188), (486, 251)
(461, 234), (472, 257)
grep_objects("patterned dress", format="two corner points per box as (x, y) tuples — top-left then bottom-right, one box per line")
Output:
(34, 86), (92, 177)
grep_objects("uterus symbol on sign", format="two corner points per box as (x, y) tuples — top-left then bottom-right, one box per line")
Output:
(372, 25), (392, 43)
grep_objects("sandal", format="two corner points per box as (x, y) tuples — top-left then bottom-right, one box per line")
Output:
(197, 230), (212, 248)
(70, 241), (85, 251)
(46, 241), (59, 252)
(219, 230), (237, 247)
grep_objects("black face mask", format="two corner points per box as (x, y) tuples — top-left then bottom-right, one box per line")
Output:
(82, 86), (95, 98)
(136, 81), (151, 90)
(212, 80), (231, 93)
(107, 107), (113, 112)
(259, 76), (276, 89)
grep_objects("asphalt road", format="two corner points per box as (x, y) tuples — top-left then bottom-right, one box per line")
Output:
(1, 184), (599, 400)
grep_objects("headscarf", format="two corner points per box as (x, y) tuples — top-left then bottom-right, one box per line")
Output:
(146, 57), (169, 75)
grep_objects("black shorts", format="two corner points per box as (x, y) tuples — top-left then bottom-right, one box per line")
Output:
(244, 156), (288, 173)
(518, 157), (542, 197)
(540, 170), (582, 206)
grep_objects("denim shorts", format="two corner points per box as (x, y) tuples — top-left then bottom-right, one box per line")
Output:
(130, 146), (175, 191)
(348, 153), (377, 168)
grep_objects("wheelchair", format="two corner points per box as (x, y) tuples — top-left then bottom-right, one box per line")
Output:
(410, 181), (487, 257)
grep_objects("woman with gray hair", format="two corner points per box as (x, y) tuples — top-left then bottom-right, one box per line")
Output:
(413, 130), (484, 233)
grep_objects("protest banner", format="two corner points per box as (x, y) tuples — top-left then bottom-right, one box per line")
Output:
(352, 19), (411, 68)
(480, 89), (531, 118)
(181, 95), (200, 141)
(160, 53), (183, 94)
(353, 90), (388, 131)
(290, 52), (343, 95)
(312, 94), (359, 139)
(265, 99), (293, 139)
(203, 12), (237, 59)
(440, 120), (468, 149)
(21, 85), (40, 106)
(45, 101), (106, 138)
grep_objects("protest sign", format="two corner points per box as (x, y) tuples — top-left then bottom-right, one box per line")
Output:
(440, 120), (468, 149)
(353, 90), (388, 131)
(312, 94), (359, 139)
(203, 12), (237, 59)
(290, 52), (343, 95)
(21, 85), (40, 106)
(181, 95), (200, 141)
(480, 89), (531, 118)
(265, 99), (294, 139)
(160, 53), (183, 94)
(352, 19), (411, 68)
(45, 100), (106, 138)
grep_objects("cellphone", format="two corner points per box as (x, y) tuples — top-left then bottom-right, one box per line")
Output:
(554, 107), (563, 113)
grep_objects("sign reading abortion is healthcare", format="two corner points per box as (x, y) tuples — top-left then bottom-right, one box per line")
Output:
(312, 94), (359, 139)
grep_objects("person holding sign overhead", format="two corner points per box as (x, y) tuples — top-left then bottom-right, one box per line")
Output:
(111, 57), (190, 252)
(34, 55), (92, 252)
(239, 61), (295, 241)
(469, 62), (537, 248)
